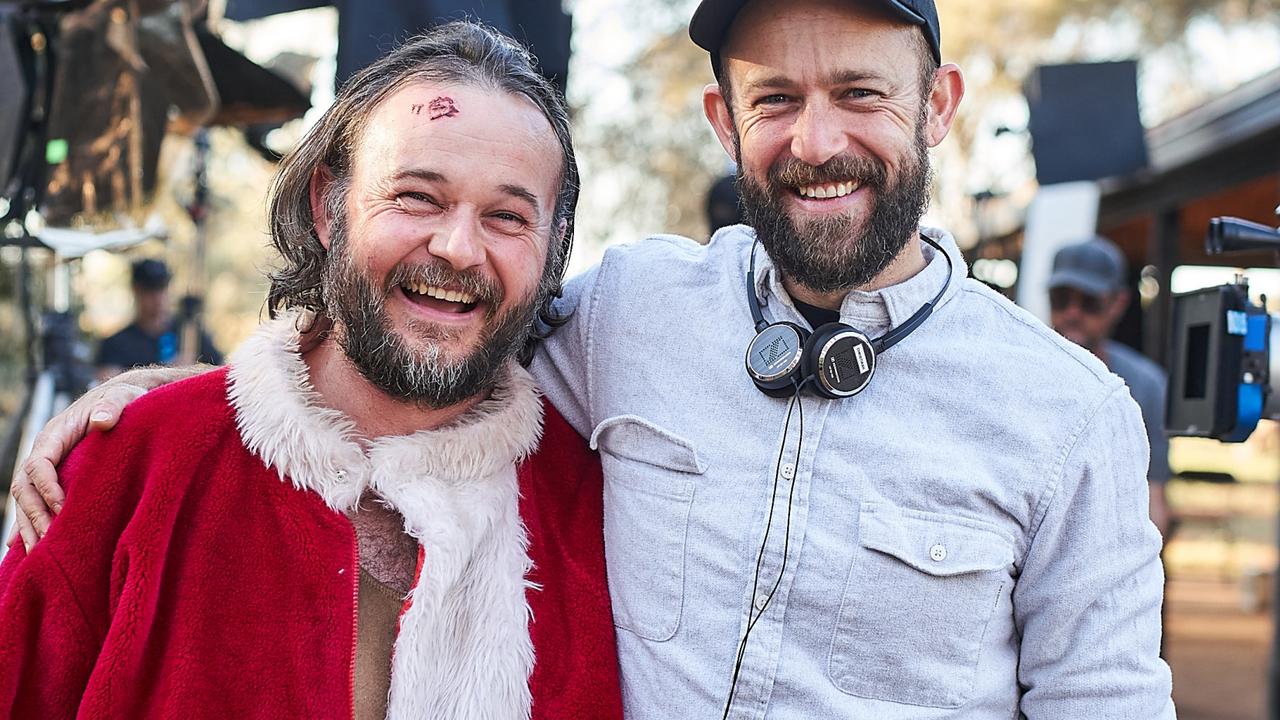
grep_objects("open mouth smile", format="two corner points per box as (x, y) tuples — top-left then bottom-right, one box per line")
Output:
(794, 180), (861, 200)
(398, 281), (481, 316)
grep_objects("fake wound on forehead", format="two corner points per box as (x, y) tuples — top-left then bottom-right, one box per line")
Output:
(410, 96), (461, 120)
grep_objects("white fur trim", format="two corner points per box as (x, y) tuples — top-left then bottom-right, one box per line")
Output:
(227, 311), (544, 720)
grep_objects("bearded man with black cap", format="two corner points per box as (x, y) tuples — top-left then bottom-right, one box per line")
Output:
(14, 2), (1174, 718)
(550, 1), (1171, 715)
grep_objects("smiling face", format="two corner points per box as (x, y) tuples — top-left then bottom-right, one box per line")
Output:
(703, 0), (963, 295)
(315, 81), (563, 406)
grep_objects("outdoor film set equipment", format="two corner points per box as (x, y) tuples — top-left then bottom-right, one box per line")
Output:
(0, 0), (310, 544)
(1167, 215), (1280, 442)
(1166, 213), (1280, 720)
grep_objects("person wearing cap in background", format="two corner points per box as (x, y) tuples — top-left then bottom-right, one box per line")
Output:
(706, 174), (744, 235)
(94, 258), (222, 381)
(1049, 236), (1172, 536)
(14, 2), (1175, 718)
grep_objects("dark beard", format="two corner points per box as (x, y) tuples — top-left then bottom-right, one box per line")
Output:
(320, 220), (543, 409)
(735, 123), (932, 294)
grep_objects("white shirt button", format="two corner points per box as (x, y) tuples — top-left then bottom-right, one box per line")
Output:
(781, 463), (795, 480)
(755, 596), (768, 611)
(930, 544), (947, 562)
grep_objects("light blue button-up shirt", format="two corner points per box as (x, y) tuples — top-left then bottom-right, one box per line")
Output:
(532, 226), (1174, 719)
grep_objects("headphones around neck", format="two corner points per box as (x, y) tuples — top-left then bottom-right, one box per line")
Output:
(744, 235), (953, 399)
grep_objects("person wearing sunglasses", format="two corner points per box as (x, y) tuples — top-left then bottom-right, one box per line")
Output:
(1048, 235), (1171, 536)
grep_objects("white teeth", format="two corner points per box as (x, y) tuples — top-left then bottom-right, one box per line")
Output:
(403, 283), (476, 305)
(799, 181), (859, 199)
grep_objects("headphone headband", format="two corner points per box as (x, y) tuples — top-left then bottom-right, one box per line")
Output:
(744, 233), (953, 399)
(746, 240), (768, 332)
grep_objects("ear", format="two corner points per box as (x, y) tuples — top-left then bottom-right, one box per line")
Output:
(308, 165), (337, 250)
(924, 63), (965, 147)
(702, 82), (739, 160)
(552, 218), (569, 265)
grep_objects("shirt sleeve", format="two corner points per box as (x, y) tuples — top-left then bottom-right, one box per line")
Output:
(1013, 384), (1174, 719)
(0, 545), (101, 718)
(530, 262), (604, 440)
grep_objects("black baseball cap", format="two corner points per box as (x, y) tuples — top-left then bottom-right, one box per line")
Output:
(689, 0), (941, 69)
(131, 258), (171, 291)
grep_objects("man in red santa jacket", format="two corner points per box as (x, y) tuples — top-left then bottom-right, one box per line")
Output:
(0, 22), (620, 720)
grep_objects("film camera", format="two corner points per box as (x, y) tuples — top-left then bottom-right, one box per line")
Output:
(1167, 215), (1280, 441)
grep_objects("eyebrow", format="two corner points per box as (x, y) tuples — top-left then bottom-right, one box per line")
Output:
(391, 168), (445, 184)
(741, 69), (889, 94)
(390, 168), (544, 216)
(498, 183), (541, 211)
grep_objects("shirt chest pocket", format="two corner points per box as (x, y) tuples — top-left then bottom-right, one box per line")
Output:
(591, 415), (703, 642)
(829, 502), (1014, 708)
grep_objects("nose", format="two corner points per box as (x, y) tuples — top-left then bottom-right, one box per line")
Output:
(790, 100), (849, 167)
(426, 211), (486, 271)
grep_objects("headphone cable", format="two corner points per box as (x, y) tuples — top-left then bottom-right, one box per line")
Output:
(721, 380), (807, 717)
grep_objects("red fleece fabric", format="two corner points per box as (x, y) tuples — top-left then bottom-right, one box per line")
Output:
(522, 403), (623, 718)
(0, 368), (621, 719)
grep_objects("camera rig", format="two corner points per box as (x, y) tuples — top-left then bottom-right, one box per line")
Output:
(1167, 216), (1280, 442)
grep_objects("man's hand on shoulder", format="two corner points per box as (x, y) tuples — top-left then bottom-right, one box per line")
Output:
(8, 364), (207, 551)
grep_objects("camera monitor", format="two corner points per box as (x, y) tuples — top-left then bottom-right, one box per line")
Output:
(1167, 283), (1270, 440)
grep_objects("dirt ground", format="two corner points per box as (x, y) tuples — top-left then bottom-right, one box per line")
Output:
(1166, 578), (1272, 719)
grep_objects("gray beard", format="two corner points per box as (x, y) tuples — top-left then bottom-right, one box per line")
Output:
(319, 221), (542, 409)
(735, 123), (932, 295)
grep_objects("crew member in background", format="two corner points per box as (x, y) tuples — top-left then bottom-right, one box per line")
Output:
(1049, 235), (1172, 536)
(95, 258), (222, 381)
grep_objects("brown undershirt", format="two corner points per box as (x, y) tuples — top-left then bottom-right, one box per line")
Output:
(348, 494), (419, 720)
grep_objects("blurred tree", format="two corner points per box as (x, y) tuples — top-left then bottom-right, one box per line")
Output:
(572, 0), (1280, 253)
(574, 28), (722, 247)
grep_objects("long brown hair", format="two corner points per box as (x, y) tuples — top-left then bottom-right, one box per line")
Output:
(264, 21), (578, 358)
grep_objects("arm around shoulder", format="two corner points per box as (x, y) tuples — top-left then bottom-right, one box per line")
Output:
(530, 263), (604, 439)
(10, 362), (203, 547)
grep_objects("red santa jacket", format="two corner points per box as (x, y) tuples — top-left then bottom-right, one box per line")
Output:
(0, 315), (622, 720)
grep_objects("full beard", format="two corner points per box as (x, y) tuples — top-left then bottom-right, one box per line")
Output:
(320, 221), (543, 409)
(736, 121), (932, 295)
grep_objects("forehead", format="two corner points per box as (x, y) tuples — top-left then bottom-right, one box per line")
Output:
(353, 81), (562, 204)
(723, 0), (920, 86)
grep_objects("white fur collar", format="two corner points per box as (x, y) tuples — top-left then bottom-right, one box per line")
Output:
(227, 311), (544, 720)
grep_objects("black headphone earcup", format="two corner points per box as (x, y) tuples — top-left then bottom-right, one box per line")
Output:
(745, 321), (809, 397)
(803, 321), (877, 399)
(802, 323), (847, 399)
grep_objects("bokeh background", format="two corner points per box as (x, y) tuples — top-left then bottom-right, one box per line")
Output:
(2, 1), (1279, 716)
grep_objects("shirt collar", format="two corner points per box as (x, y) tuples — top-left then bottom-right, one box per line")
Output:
(752, 225), (967, 336)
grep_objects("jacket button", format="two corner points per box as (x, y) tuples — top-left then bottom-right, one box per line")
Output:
(930, 544), (947, 562)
